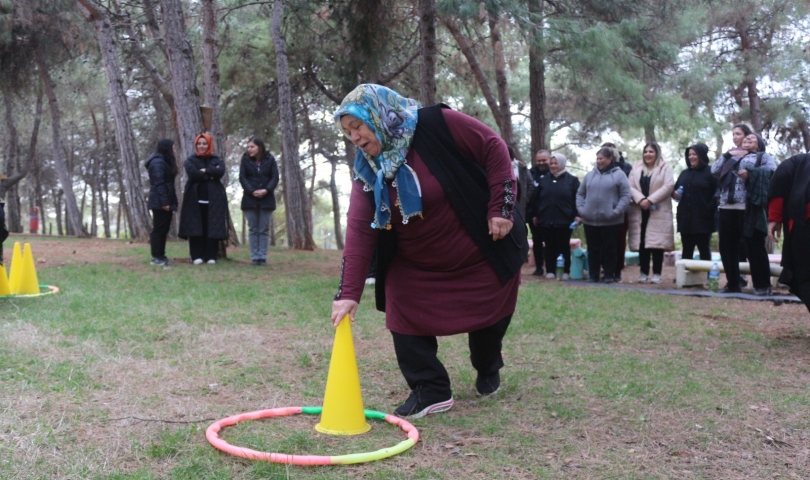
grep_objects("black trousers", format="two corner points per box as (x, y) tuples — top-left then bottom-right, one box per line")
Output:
(718, 209), (770, 290)
(529, 222), (544, 272)
(539, 226), (572, 274)
(390, 314), (512, 397)
(638, 211), (664, 275)
(615, 214), (629, 275)
(150, 209), (173, 258)
(785, 222), (810, 313)
(681, 232), (712, 261)
(188, 204), (219, 261)
(584, 224), (621, 280)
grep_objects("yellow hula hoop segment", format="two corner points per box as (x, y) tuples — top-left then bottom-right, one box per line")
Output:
(0, 285), (59, 298)
(206, 406), (419, 465)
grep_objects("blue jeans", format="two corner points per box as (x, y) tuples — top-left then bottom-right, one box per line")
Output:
(244, 208), (272, 260)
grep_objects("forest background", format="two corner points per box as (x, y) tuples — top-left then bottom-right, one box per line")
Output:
(1, 0), (809, 251)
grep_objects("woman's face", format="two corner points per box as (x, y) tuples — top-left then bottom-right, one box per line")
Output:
(643, 146), (657, 165)
(246, 141), (259, 158)
(596, 153), (610, 169)
(732, 127), (746, 147)
(687, 148), (700, 168)
(549, 156), (560, 174)
(195, 137), (209, 155)
(340, 115), (382, 157)
(742, 134), (759, 152)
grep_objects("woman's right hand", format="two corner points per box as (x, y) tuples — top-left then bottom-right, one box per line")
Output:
(672, 190), (681, 201)
(768, 221), (782, 243)
(639, 198), (651, 210)
(331, 300), (359, 327)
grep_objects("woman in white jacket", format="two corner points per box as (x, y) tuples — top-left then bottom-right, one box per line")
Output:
(628, 142), (675, 284)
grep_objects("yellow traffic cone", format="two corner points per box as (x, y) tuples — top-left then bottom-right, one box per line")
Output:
(17, 243), (40, 295)
(0, 265), (10, 296)
(314, 315), (371, 435)
(8, 242), (22, 294)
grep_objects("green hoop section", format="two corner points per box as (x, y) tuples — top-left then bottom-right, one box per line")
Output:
(0, 285), (59, 299)
(206, 406), (419, 465)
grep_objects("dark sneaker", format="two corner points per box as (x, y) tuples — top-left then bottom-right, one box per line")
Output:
(719, 285), (741, 294)
(532, 268), (544, 276)
(394, 386), (454, 419)
(754, 287), (772, 297)
(258, 259), (267, 266)
(151, 257), (168, 265)
(251, 259), (259, 265)
(476, 372), (501, 396)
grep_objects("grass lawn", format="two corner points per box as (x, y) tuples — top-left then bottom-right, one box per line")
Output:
(1, 235), (809, 479)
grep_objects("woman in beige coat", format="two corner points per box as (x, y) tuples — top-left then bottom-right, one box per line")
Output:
(628, 142), (675, 283)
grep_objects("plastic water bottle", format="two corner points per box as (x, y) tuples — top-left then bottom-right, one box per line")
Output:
(569, 220), (578, 230)
(674, 185), (684, 202)
(708, 262), (720, 292)
(556, 254), (565, 280)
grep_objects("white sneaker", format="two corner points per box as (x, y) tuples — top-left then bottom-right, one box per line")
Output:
(562, 273), (570, 280)
(192, 258), (203, 265)
(207, 259), (216, 265)
(545, 273), (556, 279)
(365, 277), (376, 285)
(638, 274), (649, 283)
(651, 274), (661, 284)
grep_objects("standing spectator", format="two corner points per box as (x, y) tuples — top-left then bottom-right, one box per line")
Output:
(722, 123), (754, 288)
(711, 132), (776, 295)
(602, 142), (631, 281)
(145, 139), (178, 265)
(576, 147), (631, 283)
(529, 150), (550, 275)
(178, 133), (229, 265)
(528, 152), (580, 279)
(673, 143), (717, 261)
(239, 136), (280, 266)
(509, 147), (532, 216)
(628, 142), (675, 284)
(768, 153), (810, 312)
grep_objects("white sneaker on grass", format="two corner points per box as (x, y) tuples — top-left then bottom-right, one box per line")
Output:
(192, 258), (203, 265)
(651, 274), (661, 284)
(638, 274), (648, 283)
(207, 259), (216, 265)
(545, 273), (556, 279)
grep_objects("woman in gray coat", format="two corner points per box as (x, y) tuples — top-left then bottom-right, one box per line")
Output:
(576, 147), (631, 283)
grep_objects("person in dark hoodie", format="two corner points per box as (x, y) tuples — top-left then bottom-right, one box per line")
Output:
(145, 139), (178, 265)
(711, 132), (775, 295)
(239, 136), (279, 266)
(673, 143), (717, 261)
(768, 153), (810, 312)
(178, 133), (229, 265)
(576, 146), (631, 283)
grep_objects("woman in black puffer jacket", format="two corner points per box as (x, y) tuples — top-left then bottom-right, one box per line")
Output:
(239, 136), (279, 265)
(178, 133), (229, 264)
(145, 139), (178, 265)
(673, 143), (717, 261)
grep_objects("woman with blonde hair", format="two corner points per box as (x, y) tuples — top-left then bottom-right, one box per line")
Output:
(628, 142), (675, 283)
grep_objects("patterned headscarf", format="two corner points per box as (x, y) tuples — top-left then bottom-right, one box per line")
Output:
(334, 84), (421, 230)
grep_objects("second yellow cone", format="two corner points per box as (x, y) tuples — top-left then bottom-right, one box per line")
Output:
(17, 243), (40, 295)
(314, 315), (371, 435)
(8, 242), (23, 294)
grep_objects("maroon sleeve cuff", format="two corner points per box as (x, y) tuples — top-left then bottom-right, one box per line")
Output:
(767, 197), (784, 223)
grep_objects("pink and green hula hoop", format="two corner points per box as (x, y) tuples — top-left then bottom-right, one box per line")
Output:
(0, 285), (59, 298)
(206, 406), (419, 465)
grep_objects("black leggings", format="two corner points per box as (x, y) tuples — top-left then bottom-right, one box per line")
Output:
(584, 224), (621, 280)
(718, 209), (770, 290)
(539, 226), (572, 274)
(390, 315), (512, 397)
(681, 232), (712, 260)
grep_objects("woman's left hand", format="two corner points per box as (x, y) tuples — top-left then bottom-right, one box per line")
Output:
(488, 217), (513, 241)
(639, 199), (651, 210)
(738, 169), (749, 180)
(253, 189), (267, 198)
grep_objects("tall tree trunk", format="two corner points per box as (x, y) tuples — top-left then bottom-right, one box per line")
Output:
(528, 0), (547, 154)
(100, 165), (111, 237)
(54, 189), (63, 236)
(2, 94), (20, 232)
(488, 13), (515, 151)
(799, 118), (810, 152)
(36, 51), (86, 236)
(418, 0), (437, 106)
(644, 123), (656, 143)
(328, 155), (344, 250)
(77, 0), (152, 240)
(160, 0), (204, 159)
(271, 0), (315, 250)
(736, 18), (762, 132)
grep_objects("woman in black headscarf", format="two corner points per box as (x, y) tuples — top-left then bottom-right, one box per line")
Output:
(673, 143), (717, 261)
(768, 154), (810, 312)
(145, 139), (178, 265)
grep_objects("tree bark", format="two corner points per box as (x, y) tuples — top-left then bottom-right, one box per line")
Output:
(77, 0), (152, 240)
(528, 0), (547, 154)
(418, 0), (437, 106)
(2, 94), (20, 232)
(488, 11), (519, 160)
(271, 0), (315, 250)
(799, 118), (810, 152)
(160, 0), (204, 159)
(328, 154), (344, 249)
(736, 18), (762, 132)
(54, 189), (63, 236)
(36, 50), (87, 237)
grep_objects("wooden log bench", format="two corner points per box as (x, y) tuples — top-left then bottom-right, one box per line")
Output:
(675, 259), (783, 288)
